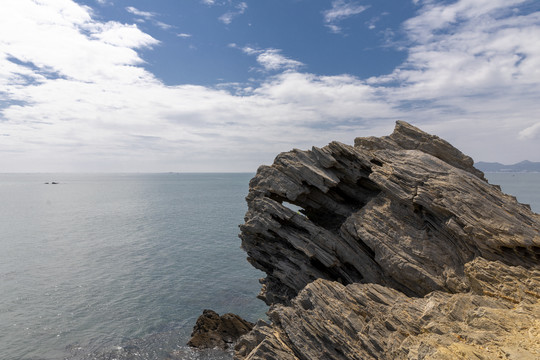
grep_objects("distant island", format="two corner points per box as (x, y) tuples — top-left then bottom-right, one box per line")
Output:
(475, 160), (540, 172)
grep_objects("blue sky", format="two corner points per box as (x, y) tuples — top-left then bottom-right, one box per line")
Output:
(109, 0), (415, 85)
(1, 0), (540, 172)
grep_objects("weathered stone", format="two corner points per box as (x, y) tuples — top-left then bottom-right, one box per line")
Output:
(240, 121), (540, 305)
(355, 121), (485, 180)
(236, 258), (540, 360)
(236, 121), (540, 359)
(188, 309), (254, 349)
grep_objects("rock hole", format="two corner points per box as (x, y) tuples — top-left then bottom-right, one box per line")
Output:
(515, 246), (530, 258)
(299, 298), (313, 311)
(341, 262), (364, 282)
(302, 209), (347, 232)
(333, 185), (362, 208)
(282, 201), (306, 216)
(500, 246), (513, 254)
(356, 177), (380, 192)
(370, 159), (383, 166)
(384, 321), (397, 332)
(300, 179), (380, 232)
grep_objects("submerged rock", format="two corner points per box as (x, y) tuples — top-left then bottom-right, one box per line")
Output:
(236, 121), (540, 359)
(188, 309), (254, 350)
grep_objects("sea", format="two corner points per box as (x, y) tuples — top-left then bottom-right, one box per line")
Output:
(0, 172), (539, 360)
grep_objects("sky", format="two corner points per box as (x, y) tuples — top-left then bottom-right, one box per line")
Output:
(1, 0), (539, 172)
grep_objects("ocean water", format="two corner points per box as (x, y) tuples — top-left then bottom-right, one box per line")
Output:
(0, 172), (538, 360)
(485, 172), (540, 213)
(0, 173), (267, 360)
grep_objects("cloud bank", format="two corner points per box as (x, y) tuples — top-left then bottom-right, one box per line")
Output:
(1, 0), (539, 172)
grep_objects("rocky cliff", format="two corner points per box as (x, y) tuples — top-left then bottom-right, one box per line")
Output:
(236, 121), (540, 359)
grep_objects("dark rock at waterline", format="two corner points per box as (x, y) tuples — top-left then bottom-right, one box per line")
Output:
(235, 121), (540, 359)
(188, 309), (254, 349)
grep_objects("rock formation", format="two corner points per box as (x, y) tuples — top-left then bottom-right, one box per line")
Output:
(236, 121), (540, 359)
(188, 309), (254, 349)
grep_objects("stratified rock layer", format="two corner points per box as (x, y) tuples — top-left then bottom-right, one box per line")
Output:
(237, 121), (540, 359)
(236, 258), (540, 360)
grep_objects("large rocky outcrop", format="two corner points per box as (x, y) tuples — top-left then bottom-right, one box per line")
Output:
(236, 121), (540, 359)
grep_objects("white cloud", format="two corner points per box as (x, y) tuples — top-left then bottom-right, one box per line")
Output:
(1, 0), (540, 172)
(125, 6), (154, 19)
(323, 0), (369, 33)
(91, 22), (158, 48)
(242, 48), (304, 71)
(219, 13), (234, 25)
(0, 1), (159, 85)
(404, 0), (529, 42)
(519, 122), (540, 140)
(125, 6), (173, 31)
(155, 21), (173, 30)
(219, 2), (247, 25)
(366, 13), (388, 30)
(177, 33), (192, 38)
(238, 2), (248, 12)
(324, 0), (369, 22)
(363, 0), (540, 161)
(375, 0), (540, 97)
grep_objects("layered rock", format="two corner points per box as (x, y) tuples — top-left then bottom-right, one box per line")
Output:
(236, 258), (540, 360)
(237, 121), (540, 359)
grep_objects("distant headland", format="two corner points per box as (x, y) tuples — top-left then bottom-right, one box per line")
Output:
(476, 160), (540, 172)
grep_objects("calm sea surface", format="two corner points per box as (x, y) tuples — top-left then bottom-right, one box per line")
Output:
(0, 173), (267, 360)
(0, 172), (538, 360)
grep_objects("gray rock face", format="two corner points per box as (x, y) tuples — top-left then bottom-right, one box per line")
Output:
(236, 121), (540, 359)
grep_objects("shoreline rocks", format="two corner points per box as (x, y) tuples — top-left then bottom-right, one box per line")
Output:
(188, 309), (254, 350)
(234, 121), (540, 359)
